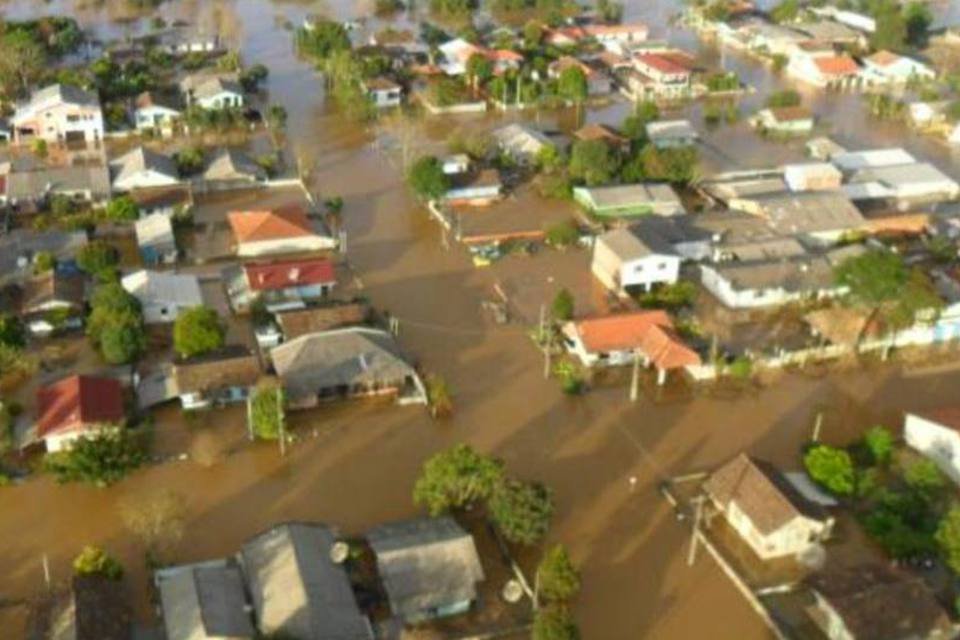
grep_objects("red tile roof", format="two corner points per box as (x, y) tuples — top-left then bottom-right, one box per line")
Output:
(568, 311), (701, 370)
(244, 258), (336, 291)
(227, 207), (315, 243)
(635, 53), (691, 75)
(36, 375), (124, 439)
(814, 55), (860, 76)
(584, 23), (648, 38)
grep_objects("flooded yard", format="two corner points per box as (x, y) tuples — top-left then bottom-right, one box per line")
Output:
(5, 1), (960, 639)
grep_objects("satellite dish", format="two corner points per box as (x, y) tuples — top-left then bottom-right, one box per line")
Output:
(330, 541), (350, 564)
(501, 580), (524, 604)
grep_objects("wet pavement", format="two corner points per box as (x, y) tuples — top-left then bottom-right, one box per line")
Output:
(5, 1), (960, 639)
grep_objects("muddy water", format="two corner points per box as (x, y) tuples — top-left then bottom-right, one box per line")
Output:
(4, 2), (960, 638)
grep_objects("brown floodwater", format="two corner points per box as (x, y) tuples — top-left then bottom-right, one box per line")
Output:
(4, 1), (960, 638)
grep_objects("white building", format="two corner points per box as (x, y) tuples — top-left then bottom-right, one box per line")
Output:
(12, 84), (104, 145)
(133, 91), (182, 133)
(783, 162), (843, 192)
(110, 146), (180, 192)
(705, 453), (834, 561)
(862, 50), (936, 86)
(121, 270), (204, 324)
(591, 227), (680, 296)
(905, 410), (960, 485)
(363, 77), (402, 108)
(181, 75), (245, 110)
(227, 208), (337, 258)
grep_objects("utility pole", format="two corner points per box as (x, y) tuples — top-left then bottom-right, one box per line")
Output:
(246, 394), (254, 441)
(812, 411), (824, 443)
(42, 554), (50, 590)
(277, 388), (286, 458)
(687, 495), (706, 567)
(630, 351), (641, 403)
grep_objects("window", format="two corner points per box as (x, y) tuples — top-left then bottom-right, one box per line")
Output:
(67, 115), (79, 123)
(658, 262), (668, 270)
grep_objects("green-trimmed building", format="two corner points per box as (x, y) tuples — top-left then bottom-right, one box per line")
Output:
(574, 183), (685, 218)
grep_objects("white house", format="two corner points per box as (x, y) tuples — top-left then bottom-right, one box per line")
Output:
(591, 227), (680, 296)
(181, 75), (245, 110)
(121, 270), (204, 324)
(12, 84), (104, 145)
(904, 409), (960, 485)
(35, 375), (125, 453)
(705, 453), (834, 561)
(783, 162), (843, 192)
(133, 91), (182, 134)
(227, 207), (337, 258)
(363, 77), (403, 108)
(135, 213), (178, 266)
(787, 51), (860, 88)
(110, 146), (180, 192)
(862, 50), (935, 86)
(753, 107), (815, 136)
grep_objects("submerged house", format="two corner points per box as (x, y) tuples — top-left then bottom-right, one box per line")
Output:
(904, 409), (960, 486)
(172, 347), (261, 410)
(805, 564), (953, 640)
(135, 213), (178, 266)
(591, 226), (681, 296)
(35, 375), (125, 453)
(239, 523), (373, 640)
(270, 328), (425, 409)
(444, 169), (503, 207)
(226, 257), (337, 312)
(110, 145), (180, 192)
(20, 272), (85, 337)
(562, 311), (701, 385)
(50, 575), (132, 640)
(12, 84), (104, 145)
(574, 183), (684, 218)
(366, 517), (485, 624)
(121, 270), (204, 324)
(155, 559), (255, 640)
(228, 208), (337, 258)
(704, 453), (834, 560)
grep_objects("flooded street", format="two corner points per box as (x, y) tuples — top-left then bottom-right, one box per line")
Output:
(5, 1), (960, 638)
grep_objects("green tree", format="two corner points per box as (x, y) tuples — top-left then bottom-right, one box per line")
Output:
(937, 505), (960, 573)
(33, 251), (56, 274)
(267, 104), (288, 130)
(904, 2), (933, 46)
(174, 146), (205, 177)
(524, 20), (544, 47)
(863, 426), (894, 466)
(770, 0), (800, 23)
(557, 65), (587, 105)
(537, 544), (581, 602)
(803, 444), (856, 496)
(239, 63), (270, 92)
(569, 140), (618, 186)
(904, 459), (946, 495)
(870, 0), (907, 51)
(73, 546), (123, 579)
(533, 605), (580, 640)
(0, 315), (25, 348)
(413, 444), (505, 515)
(465, 53), (493, 90)
(544, 220), (579, 247)
(296, 20), (351, 59)
(104, 196), (140, 222)
(99, 317), (146, 365)
(765, 89), (801, 108)
(250, 384), (285, 441)
(407, 156), (450, 201)
(76, 240), (119, 279)
(639, 146), (699, 186)
(0, 30), (45, 97)
(426, 374), (454, 419)
(173, 306), (225, 359)
(44, 430), (144, 487)
(551, 288), (575, 321)
(489, 479), (554, 545)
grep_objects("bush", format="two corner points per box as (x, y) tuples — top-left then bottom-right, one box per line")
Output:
(766, 89), (801, 109)
(76, 240), (119, 278)
(533, 605), (580, 640)
(537, 544), (581, 602)
(412, 444), (504, 515)
(174, 146), (205, 177)
(73, 546), (123, 579)
(104, 196), (139, 222)
(551, 288), (575, 321)
(804, 444), (855, 496)
(250, 385), (285, 441)
(863, 426), (894, 466)
(407, 156), (449, 201)
(544, 220), (578, 247)
(173, 306), (225, 359)
(44, 430), (145, 487)
(0, 315), (25, 348)
(489, 479), (554, 545)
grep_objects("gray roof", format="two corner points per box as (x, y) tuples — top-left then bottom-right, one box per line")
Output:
(597, 226), (673, 261)
(752, 191), (865, 235)
(645, 119), (698, 141)
(135, 212), (176, 250)
(366, 517), (485, 620)
(203, 148), (266, 183)
(0, 229), (87, 276)
(157, 562), (255, 640)
(576, 183), (681, 209)
(110, 146), (178, 185)
(6, 165), (111, 202)
(240, 523), (372, 640)
(15, 84), (100, 120)
(707, 245), (864, 293)
(850, 162), (959, 190)
(192, 76), (244, 101)
(491, 124), (554, 158)
(271, 328), (417, 404)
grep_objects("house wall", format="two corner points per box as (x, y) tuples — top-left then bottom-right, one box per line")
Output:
(14, 104), (104, 144)
(236, 236), (337, 258)
(135, 106), (180, 131)
(196, 92), (245, 110)
(371, 89), (402, 108)
(724, 501), (830, 560)
(590, 240), (623, 294)
(620, 255), (681, 292)
(904, 415), (960, 485)
(699, 265), (796, 309)
(44, 425), (116, 453)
